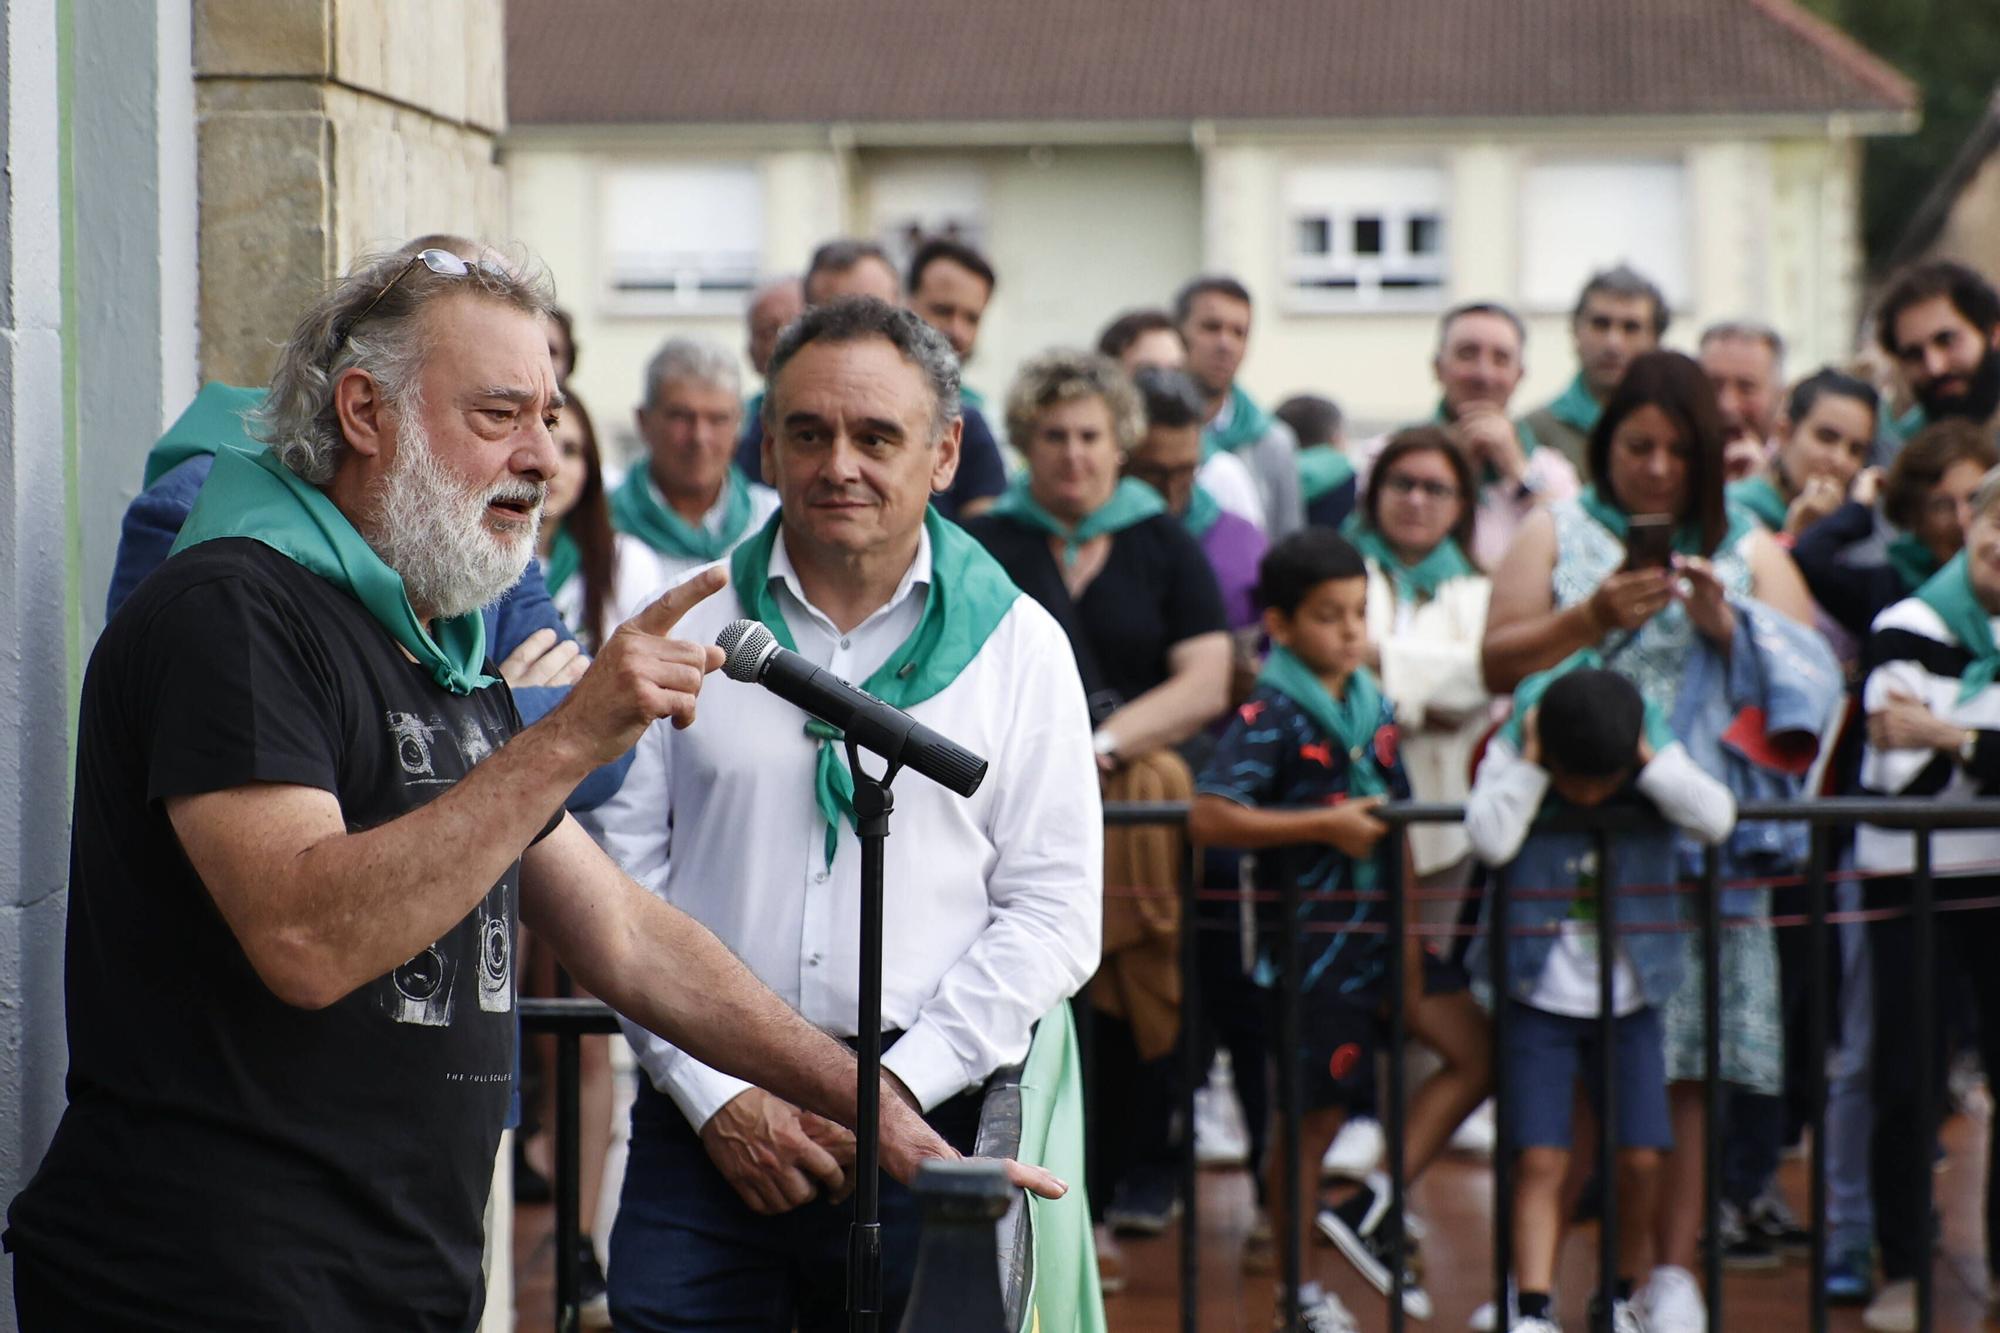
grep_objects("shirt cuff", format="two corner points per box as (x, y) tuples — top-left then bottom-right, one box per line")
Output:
(882, 1021), (976, 1113)
(657, 1058), (756, 1132)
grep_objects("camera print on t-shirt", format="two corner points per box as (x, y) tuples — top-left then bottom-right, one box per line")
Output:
(377, 709), (517, 1028)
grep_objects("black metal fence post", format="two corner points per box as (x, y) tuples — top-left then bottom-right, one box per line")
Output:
(1491, 864), (1513, 1327)
(1702, 844), (1723, 1332)
(1807, 824), (1830, 1333)
(1594, 828), (1618, 1333)
(1279, 844), (1304, 1328)
(1914, 830), (1936, 1333)
(1385, 824), (1409, 1333)
(1179, 836), (1201, 1333)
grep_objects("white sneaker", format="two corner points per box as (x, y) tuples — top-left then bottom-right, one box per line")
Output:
(1469, 1282), (1550, 1331)
(1321, 1116), (1385, 1181)
(1642, 1264), (1705, 1333)
(1297, 1283), (1361, 1333)
(1609, 1297), (1647, 1333)
(1450, 1098), (1497, 1159)
(1508, 1320), (1560, 1333)
(1861, 1278), (1916, 1333)
(1193, 1071), (1250, 1167)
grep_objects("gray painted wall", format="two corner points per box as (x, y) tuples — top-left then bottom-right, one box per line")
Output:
(0, 0), (78, 1320)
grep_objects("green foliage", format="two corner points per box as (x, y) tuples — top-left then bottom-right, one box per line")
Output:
(1800, 0), (2000, 269)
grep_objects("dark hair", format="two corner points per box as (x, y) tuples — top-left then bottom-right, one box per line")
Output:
(1098, 308), (1181, 360)
(1363, 426), (1478, 554)
(1132, 367), (1207, 430)
(907, 236), (995, 296)
(1874, 259), (2000, 355)
(553, 392), (617, 652)
(1575, 264), (1670, 338)
(1587, 351), (1729, 553)
(1784, 367), (1879, 431)
(1173, 275), (1253, 324)
(1275, 394), (1343, 448)
(1883, 418), (2000, 531)
(549, 305), (578, 380)
(804, 238), (898, 304)
(764, 296), (959, 438)
(1539, 669), (1644, 780)
(1437, 300), (1526, 352)
(1256, 528), (1366, 616)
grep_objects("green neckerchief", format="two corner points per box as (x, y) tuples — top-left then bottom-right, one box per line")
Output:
(1915, 551), (2000, 703)
(1201, 382), (1271, 460)
(1256, 646), (1388, 888)
(1887, 533), (1941, 595)
(960, 384), (987, 413)
(1727, 473), (1791, 532)
(544, 524), (581, 598)
(1500, 648), (1675, 755)
(171, 445), (497, 695)
(1297, 444), (1355, 503)
(1577, 484), (1751, 558)
(142, 382), (265, 487)
(1181, 484), (1222, 539)
(1015, 1002), (1107, 1333)
(729, 508), (1021, 868)
(1888, 402), (1928, 446)
(1341, 515), (1476, 604)
(610, 463), (755, 561)
(1547, 373), (1603, 436)
(988, 475), (1165, 567)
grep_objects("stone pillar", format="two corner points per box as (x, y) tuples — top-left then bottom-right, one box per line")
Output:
(194, 0), (507, 388)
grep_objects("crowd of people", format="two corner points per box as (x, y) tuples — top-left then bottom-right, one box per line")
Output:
(11, 212), (2000, 1333)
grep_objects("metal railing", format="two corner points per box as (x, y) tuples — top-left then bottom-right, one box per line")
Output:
(523, 795), (2000, 1332)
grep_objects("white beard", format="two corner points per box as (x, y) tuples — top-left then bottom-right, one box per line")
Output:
(367, 415), (543, 620)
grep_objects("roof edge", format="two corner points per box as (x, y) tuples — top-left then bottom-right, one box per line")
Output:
(1887, 85), (2000, 270)
(1745, 0), (1920, 113)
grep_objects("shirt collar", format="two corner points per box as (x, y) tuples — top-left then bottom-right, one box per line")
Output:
(645, 469), (732, 535)
(767, 521), (933, 639)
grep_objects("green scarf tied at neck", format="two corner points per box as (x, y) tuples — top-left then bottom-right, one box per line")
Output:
(960, 384), (987, 413)
(1577, 484), (1752, 558)
(1201, 383), (1271, 461)
(171, 445), (498, 695)
(1297, 445), (1356, 504)
(1181, 484), (1223, 539)
(1500, 648), (1675, 756)
(1548, 373), (1603, 436)
(989, 475), (1165, 567)
(1887, 533), (1942, 595)
(1341, 515), (1477, 604)
(1256, 646), (1389, 889)
(142, 382), (265, 488)
(729, 508), (1021, 869)
(1915, 551), (2000, 703)
(544, 524), (582, 598)
(1726, 474), (1790, 532)
(610, 464), (755, 561)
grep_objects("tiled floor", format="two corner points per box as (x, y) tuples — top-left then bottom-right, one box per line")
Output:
(513, 1107), (1997, 1331)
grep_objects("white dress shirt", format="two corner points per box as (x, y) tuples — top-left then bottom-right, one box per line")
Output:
(584, 524), (1103, 1128)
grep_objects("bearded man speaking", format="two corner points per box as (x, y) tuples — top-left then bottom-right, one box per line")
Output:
(3, 248), (1061, 1331)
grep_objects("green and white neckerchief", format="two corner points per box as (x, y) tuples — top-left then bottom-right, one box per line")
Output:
(729, 509), (1021, 868)
(1341, 516), (1476, 605)
(1181, 484), (1223, 539)
(1256, 647), (1389, 890)
(1546, 373), (1603, 436)
(142, 382), (265, 487)
(544, 524), (582, 597)
(172, 445), (497, 694)
(1915, 551), (2000, 703)
(1298, 446), (1355, 504)
(1726, 473), (1790, 532)
(1887, 533), (1941, 594)
(988, 475), (1165, 567)
(610, 464), (756, 561)
(1201, 383), (1271, 461)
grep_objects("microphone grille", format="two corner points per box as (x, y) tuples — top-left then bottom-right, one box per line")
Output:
(716, 619), (778, 683)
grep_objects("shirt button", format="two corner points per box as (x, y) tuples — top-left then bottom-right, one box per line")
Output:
(814, 869), (829, 884)
(807, 953), (822, 967)
(839, 637), (851, 650)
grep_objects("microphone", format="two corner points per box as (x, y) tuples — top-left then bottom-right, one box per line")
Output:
(715, 619), (988, 798)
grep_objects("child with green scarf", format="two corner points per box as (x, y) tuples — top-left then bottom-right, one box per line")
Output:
(1191, 529), (1492, 1326)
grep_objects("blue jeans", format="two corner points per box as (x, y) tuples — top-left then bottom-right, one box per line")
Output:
(1824, 876), (1874, 1250)
(608, 1079), (983, 1332)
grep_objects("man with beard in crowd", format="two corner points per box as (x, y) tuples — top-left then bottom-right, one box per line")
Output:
(4, 249), (1061, 1331)
(1877, 259), (2000, 453)
(1520, 265), (1669, 477)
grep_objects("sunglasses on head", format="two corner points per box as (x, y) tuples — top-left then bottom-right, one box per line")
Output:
(334, 248), (502, 352)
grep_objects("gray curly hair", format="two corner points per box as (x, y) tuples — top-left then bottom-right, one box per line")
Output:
(1003, 350), (1145, 455)
(253, 237), (558, 483)
(763, 296), (960, 441)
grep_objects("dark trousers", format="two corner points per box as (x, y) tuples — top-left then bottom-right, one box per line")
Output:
(1084, 1006), (1180, 1221)
(1722, 875), (1825, 1206)
(1197, 913), (1272, 1205)
(607, 1078), (982, 1332)
(1865, 873), (2000, 1282)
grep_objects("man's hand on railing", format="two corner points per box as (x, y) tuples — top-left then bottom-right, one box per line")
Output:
(880, 1093), (1069, 1201)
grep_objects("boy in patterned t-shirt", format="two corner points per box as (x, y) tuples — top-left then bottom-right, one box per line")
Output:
(1193, 529), (1492, 1330)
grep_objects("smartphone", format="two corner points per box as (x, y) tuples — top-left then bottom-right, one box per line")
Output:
(1621, 514), (1675, 572)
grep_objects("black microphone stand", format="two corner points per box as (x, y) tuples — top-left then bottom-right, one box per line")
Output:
(845, 734), (904, 1333)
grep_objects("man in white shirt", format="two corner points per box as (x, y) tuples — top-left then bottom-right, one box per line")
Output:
(611, 337), (780, 584)
(588, 297), (1103, 1331)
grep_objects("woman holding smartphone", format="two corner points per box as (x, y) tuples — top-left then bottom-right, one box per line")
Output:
(1479, 350), (1815, 1333)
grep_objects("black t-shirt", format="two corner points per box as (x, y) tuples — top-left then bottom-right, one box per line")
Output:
(7, 539), (548, 1331)
(964, 511), (1227, 721)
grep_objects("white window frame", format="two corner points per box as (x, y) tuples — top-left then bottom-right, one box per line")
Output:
(598, 161), (764, 316)
(1279, 161), (1450, 314)
(866, 163), (989, 274)
(1516, 155), (1691, 314)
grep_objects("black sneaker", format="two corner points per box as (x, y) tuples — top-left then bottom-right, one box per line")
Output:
(1314, 1175), (1433, 1320)
(1105, 1170), (1182, 1236)
(1717, 1201), (1782, 1272)
(576, 1233), (611, 1329)
(1746, 1189), (1812, 1259)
